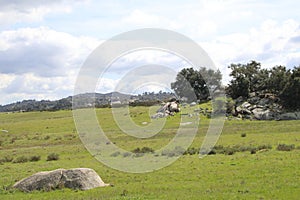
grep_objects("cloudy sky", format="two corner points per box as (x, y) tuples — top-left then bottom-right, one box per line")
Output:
(0, 0), (299, 105)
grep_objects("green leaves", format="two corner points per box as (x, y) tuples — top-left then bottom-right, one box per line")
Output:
(171, 67), (222, 102)
(227, 61), (300, 109)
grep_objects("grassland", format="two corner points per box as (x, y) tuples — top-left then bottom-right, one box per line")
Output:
(0, 105), (299, 199)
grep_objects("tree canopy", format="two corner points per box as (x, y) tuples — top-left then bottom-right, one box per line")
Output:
(226, 61), (300, 109)
(172, 61), (299, 109)
(171, 67), (222, 102)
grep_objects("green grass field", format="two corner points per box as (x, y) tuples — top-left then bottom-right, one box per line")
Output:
(0, 105), (299, 199)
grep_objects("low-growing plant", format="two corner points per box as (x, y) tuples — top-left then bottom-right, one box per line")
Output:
(161, 149), (174, 157)
(277, 144), (295, 151)
(133, 153), (144, 157)
(46, 153), (59, 161)
(257, 144), (272, 150)
(224, 148), (235, 155)
(110, 151), (121, 157)
(13, 156), (28, 163)
(44, 135), (50, 140)
(10, 137), (17, 144)
(208, 149), (216, 155)
(184, 147), (198, 155)
(250, 149), (257, 154)
(0, 156), (13, 163)
(241, 133), (247, 137)
(132, 147), (154, 154)
(174, 146), (186, 155)
(122, 152), (132, 157)
(29, 155), (41, 162)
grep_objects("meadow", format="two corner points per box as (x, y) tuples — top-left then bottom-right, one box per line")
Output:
(0, 105), (299, 199)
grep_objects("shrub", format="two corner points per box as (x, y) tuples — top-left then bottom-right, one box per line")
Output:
(13, 156), (28, 163)
(122, 152), (132, 157)
(1, 156), (13, 163)
(208, 149), (216, 155)
(110, 151), (120, 157)
(224, 148), (235, 155)
(184, 147), (198, 155)
(133, 153), (144, 157)
(44, 135), (50, 140)
(257, 144), (272, 150)
(174, 146), (186, 155)
(132, 147), (154, 154)
(10, 137), (17, 144)
(241, 133), (247, 137)
(250, 149), (257, 154)
(161, 149), (176, 157)
(237, 146), (254, 152)
(46, 153), (59, 161)
(29, 155), (41, 162)
(276, 144), (295, 151)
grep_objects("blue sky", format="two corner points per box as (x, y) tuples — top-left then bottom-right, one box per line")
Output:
(0, 0), (300, 104)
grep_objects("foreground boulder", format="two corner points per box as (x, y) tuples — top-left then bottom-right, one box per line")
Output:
(13, 168), (109, 192)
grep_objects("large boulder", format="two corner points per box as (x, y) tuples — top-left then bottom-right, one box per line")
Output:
(252, 108), (275, 120)
(13, 168), (109, 192)
(152, 99), (180, 118)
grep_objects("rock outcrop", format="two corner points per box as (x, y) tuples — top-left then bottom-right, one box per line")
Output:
(231, 93), (300, 120)
(151, 99), (180, 119)
(13, 168), (109, 192)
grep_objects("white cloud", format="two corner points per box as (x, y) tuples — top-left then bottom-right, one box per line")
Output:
(0, 26), (100, 104)
(0, 0), (87, 25)
(201, 19), (300, 83)
(0, 27), (99, 77)
(0, 72), (75, 104)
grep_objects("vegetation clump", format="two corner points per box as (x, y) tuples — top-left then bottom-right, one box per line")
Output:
(46, 153), (59, 161)
(276, 144), (295, 151)
(13, 156), (28, 163)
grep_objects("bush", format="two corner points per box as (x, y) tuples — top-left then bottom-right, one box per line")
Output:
(44, 135), (50, 140)
(276, 144), (295, 151)
(122, 152), (132, 157)
(184, 147), (198, 155)
(110, 151), (120, 157)
(173, 146), (185, 156)
(132, 147), (154, 154)
(46, 153), (59, 161)
(13, 156), (28, 163)
(208, 149), (216, 155)
(224, 148), (235, 155)
(250, 149), (257, 154)
(257, 144), (272, 150)
(133, 153), (145, 157)
(29, 155), (41, 162)
(161, 149), (175, 157)
(241, 133), (247, 137)
(1, 156), (13, 163)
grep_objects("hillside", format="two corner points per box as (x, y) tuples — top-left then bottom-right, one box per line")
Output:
(0, 92), (175, 112)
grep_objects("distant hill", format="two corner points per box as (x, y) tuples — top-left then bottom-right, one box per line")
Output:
(0, 92), (176, 112)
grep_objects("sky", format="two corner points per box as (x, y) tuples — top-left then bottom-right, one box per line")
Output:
(0, 0), (300, 105)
